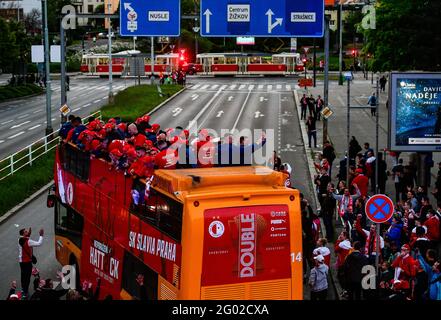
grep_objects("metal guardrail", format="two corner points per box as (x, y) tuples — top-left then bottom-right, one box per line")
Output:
(0, 110), (102, 182)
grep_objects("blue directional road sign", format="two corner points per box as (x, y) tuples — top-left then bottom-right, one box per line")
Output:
(120, 0), (180, 37)
(200, 0), (324, 37)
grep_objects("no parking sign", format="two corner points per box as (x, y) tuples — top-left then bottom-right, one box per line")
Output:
(365, 194), (394, 224)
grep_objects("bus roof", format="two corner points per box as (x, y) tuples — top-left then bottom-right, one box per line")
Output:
(151, 166), (288, 196)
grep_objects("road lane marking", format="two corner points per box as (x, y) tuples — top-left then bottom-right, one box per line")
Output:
(186, 86), (226, 130)
(229, 85), (236, 90)
(9, 131), (25, 139)
(211, 85), (219, 90)
(228, 96), (234, 101)
(0, 140), (4, 144)
(33, 109), (42, 114)
(254, 111), (264, 118)
(200, 84), (210, 90)
(216, 110), (224, 118)
(82, 103), (91, 108)
(93, 99), (101, 103)
(28, 124), (41, 131)
(10, 120), (30, 129)
(248, 85), (255, 91)
(172, 107), (183, 117)
(286, 85), (292, 91)
(258, 85), (264, 90)
(267, 85), (273, 91)
(277, 84), (282, 90)
(191, 94), (199, 101)
(191, 84), (201, 90)
(1, 120), (13, 125)
(232, 89), (252, 132)
(72, 107), (81, 112)
(239, 84), (246, 90)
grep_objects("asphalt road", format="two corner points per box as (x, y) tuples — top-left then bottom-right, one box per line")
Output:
(0, 77), (314, 299)
(0, 77), (136, 160)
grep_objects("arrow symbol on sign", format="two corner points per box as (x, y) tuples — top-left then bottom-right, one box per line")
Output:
(266, 9), (283, 34)
(124, 2), (134, 12)
(204, 9), (212, 34)
(216, 110), (224, 118)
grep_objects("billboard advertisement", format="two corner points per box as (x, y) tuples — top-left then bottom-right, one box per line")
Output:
(389, 72), (441, 151)
(236, 37), (255, 45)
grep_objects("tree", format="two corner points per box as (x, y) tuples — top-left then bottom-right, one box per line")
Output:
(0, 18), (18, 73)
(363, 0), (441, 71)
(24, 8), (42, 35)
(93, 4), (105, 28)
(47, 0), (72, 32)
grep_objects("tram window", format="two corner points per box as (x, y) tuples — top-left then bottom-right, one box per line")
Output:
(273, 57), (283, 64)
(213, 57), (219, 64)
(225, 57), (236, 64)
(122, 251), (158, 300)
(55, 201), (84, 248)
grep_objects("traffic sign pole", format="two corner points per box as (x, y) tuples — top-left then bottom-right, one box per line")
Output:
(375, 223), (380, 290)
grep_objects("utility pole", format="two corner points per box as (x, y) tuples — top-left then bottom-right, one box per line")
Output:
(150, 37), (155, 85)
(313, 38), (317, 87)
(375, 74), (380, 194)
(107, 0), (114, 103)
(323, 16), (330, 143)
(346, 75), (351, 188)
(60, 18), (67, 124)
(42, 0), (52, 135)
(338, 2), (343, 86)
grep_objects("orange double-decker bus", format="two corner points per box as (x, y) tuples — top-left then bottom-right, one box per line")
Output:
(49, 143), (303, 300)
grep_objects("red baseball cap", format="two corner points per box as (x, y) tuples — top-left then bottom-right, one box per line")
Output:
(110, 149), (123, 158)
(356, 168), (363, 174)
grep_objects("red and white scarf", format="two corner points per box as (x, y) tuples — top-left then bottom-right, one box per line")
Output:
(339, 195), (353, 217)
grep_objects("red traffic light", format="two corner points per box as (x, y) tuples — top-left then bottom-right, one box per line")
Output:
(352, 49), (357, 56)
(302, 58), (308, 63)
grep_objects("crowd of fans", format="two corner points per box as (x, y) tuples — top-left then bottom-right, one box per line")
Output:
(59, 113), (267, 180)
(305, 136), (441, 300)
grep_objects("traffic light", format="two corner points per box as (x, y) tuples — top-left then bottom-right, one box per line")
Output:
(352, 49), (357, 57)
(302, 58), (308, 64)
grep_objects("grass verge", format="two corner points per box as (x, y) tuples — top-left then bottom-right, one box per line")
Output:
(0, 152), (54, 217)
(0, 84), (44, 103)
(100, 84), (183, 122)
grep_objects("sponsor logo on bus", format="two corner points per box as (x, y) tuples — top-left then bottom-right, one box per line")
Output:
(209, 221), (225, 238)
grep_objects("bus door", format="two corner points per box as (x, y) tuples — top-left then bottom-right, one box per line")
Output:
(238, 57), (247, 74)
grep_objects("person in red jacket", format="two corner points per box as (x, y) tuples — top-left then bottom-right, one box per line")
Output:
(351, 168), (369, 197)
(354, 214), (385, 265)
(391, 244), (419, 297)
(335, 231), (352, 294)
(18, 228), (44, 299)
(424, 209), (440, 243)
(194, 129), (215, 168)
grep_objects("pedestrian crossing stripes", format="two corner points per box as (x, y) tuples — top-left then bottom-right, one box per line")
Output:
(188, 83), (295, 92)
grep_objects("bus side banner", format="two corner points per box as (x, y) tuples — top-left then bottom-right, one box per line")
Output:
(201, 205), (291, 286)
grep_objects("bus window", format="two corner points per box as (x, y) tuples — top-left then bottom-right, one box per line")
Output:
(130, 184), (183, 242)
(122, 251), (158, 300)
(62, 144), (90, 181)
(55, 201), (84, 248)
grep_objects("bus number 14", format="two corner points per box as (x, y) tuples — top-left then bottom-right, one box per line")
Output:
(291, 252), (302, 263)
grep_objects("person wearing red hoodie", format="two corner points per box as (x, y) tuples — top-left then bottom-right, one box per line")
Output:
(351, 168), (369, 197)
(354, 214), (385, 265)
(424, 209), (440, 245)
(391, 244), (419, 296)
(335, 231), (352, 294)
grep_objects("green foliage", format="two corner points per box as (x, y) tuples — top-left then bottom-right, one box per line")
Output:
(100, 84), (183, 123)
(0, 152), (54, 217)
(363, 0), (441, 71)
(0, 18), (19, 72)
(0, 84), (43, 102)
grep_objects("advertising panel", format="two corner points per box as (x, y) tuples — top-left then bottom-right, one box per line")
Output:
(201, 205), (291, 286)
(389, 72), (441, 151)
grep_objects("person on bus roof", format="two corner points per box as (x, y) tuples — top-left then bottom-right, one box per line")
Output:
(66, 117), (86, 144)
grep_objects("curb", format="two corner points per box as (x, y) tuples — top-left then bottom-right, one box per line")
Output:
(293, 89), (341, 300)
(0, 181), (53, 226)
(148, 86), (186, 116)
(292, 89), (320, 210)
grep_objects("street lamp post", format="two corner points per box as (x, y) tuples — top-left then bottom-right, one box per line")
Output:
(338, 2), (343, 86)
(193, 26), (200, 58)
(42, 0), (52, 135)
(107, 0), (114, 103)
